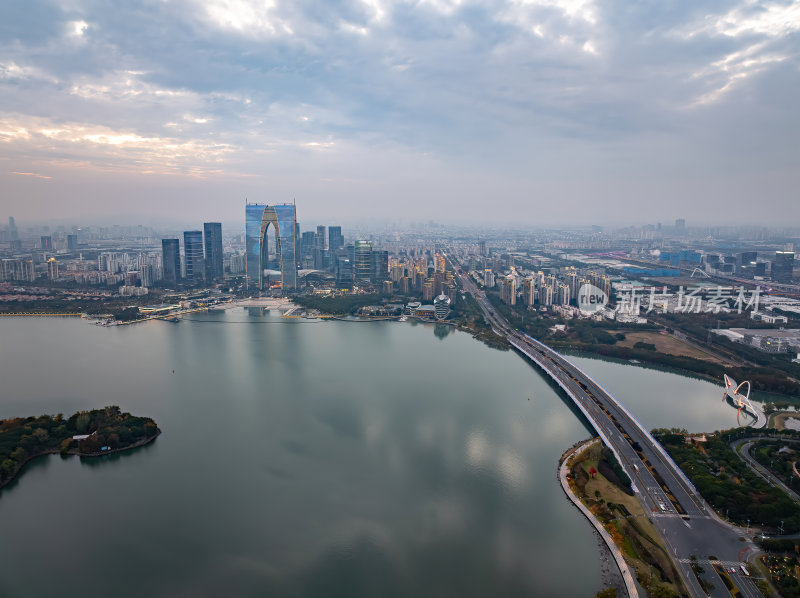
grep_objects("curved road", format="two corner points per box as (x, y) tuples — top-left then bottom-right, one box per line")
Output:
(448, 257), (764, 598)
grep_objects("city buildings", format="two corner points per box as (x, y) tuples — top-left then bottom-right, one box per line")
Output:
(372, 250), (389, 283)
(245, 203), (297, 291)
(182, 231), (204, 283)
(315, 225), (326, 269)
(328, 226), (343, 255)
(204, 222), (223, 282)
(47, 257), (58, 280)
(161, 239), (181, 284)
(772, 251), (795, 283)
(354, 240), (372, 286)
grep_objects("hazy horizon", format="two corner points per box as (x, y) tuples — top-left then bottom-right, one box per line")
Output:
(1, 0), (798, 226)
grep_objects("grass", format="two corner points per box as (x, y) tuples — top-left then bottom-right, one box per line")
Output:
(568, 441), (685, 597)
(609, 330), (729, 364)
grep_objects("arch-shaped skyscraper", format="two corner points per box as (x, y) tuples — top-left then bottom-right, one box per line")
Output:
(246, 203), (297, 291)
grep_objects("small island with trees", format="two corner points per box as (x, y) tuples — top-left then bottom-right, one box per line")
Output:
(0, 406), (159, 491)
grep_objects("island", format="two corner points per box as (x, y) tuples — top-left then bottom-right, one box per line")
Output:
(0, 406), (159, 491)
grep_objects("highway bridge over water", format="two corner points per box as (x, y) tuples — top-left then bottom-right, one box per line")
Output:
(449, 257), (764, 598)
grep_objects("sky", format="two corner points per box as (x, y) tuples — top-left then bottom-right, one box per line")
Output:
(0, 0), (798, 228)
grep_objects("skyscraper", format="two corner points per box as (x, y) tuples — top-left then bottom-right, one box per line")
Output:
(336, 254), (353, 288)
(183, 230), (204, 284)
(8, 217), (18, 241)
(245, 203), (297, 290)
(162, 239), (181, 284)
(203, 222), (224, 281)
(67, 234), (78, 251)
(371, 250), (389, 283)
(354, 240), (372, 285)
(301, 231), (316, 260)
(328, 226), (343, 254)
(314, 225), (326, 269)
(772, 251), (795, 283)
(40, 235), (52, 250)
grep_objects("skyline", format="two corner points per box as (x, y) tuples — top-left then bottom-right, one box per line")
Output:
(1, 0), (799, 226)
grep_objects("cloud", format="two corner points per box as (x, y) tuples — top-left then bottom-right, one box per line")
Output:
(0, 0), (797, 223)
(10, 171), (52, 179)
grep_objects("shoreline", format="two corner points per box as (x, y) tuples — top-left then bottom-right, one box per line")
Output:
(0, 429), (161, 493)
(559, 438), (639, 598)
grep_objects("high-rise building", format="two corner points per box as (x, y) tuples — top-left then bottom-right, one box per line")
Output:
(335, 253), (353, 288)
(354, 240), (372, 285)
(422, 280), (435, 301)
(140, 264), (154, 287)
(414, 270), (426, 292)
(371, 250), (389, 283)
(314, 225), (326, 269)
(539, 284), (553, 306)
(301, 231), (316, 256)
(558, 284), (570, 306)
(399, 276), (410, 294)
(675, 218), (686, 230)
(477, 240), (486, 256)
(390, 264), (403, 283)
(499, 277), (516, 305)
(434, 253), (445, 273)
(328, 226), (343, 255)
(245, 203), (297, 291)
(8, 217), (18, 241)
(40, 235), (52, 250)
(162, 239), (181, 284)
(524, 279), (536, 306)
(47, 257), (58, 279)
(483, 269), (495, 288)
(67, 234), (78, 251)
(183, 231), (204, 284)
(203, 222), (224, 281)
(772, 251), (795, 283)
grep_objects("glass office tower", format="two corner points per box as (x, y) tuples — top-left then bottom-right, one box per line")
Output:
(354, 240), (372, 285)
(328, 226), (343, 255)
(245, 203), (297, 291)
(203, 222), (223, 281)
(162, 238), (181, 284)
(183, 230), (204, 284)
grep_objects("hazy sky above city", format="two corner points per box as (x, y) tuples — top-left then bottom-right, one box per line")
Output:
(1, 0), (798, 228)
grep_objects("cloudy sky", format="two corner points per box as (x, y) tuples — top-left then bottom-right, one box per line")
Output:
(0, 0), (798, 227)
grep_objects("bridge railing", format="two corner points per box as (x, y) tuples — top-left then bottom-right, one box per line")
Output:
(522, 334), (699, 496)
(509, 337), (639, 495)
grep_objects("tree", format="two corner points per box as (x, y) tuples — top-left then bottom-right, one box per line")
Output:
(60, 438), (73, 454)
(0, 459), (16, 476)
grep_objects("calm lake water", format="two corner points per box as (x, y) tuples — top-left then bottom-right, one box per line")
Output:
(0, 311), (743, 597)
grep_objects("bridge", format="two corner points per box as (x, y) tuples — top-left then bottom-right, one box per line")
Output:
(447, 256), (765, 598)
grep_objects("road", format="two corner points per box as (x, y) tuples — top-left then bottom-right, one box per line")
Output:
(448, 257), (765, 598)
(732, 437), (800, 506)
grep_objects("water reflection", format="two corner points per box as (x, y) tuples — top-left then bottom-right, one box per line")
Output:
(0, 313), (603, 598)
(433, 323), (454, 340)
